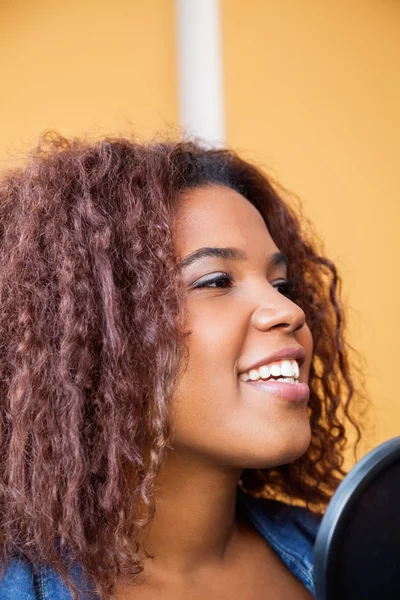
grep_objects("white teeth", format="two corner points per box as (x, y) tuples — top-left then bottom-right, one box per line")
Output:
(259, 365), (270, 378)
(294, 362), (300, 379)
(275, 377), (296, 384)
(239, 359), (300, 383)
(281, 360), (295, 377)
(270, 364), (282, 377)
(249, 369), (259, 381)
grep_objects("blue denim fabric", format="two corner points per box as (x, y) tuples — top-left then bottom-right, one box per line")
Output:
(0, 487), (321, 599)
(0, 555), (94, 600)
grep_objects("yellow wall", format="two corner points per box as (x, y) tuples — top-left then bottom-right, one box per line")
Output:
(0, 0), (177, 160)
(1, 0), (399, 458)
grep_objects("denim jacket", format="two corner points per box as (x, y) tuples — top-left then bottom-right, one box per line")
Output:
(0, 487), (321, 599)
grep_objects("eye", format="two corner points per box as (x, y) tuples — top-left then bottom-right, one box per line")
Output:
(273, 279), (295, 300)
(191, 274), (296, 296)
(192, 273), (234, 289)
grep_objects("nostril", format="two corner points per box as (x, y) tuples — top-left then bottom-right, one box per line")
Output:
(270, 322), (291, 331)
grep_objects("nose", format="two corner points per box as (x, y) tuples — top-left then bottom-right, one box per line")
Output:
(250, 291), (306, 334)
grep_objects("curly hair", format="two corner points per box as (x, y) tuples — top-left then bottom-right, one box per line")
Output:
(0, 132), (367, 599)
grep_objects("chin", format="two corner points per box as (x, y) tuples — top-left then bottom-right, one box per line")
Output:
(275, 424), (312, 467)
(238, 422), (312, 470)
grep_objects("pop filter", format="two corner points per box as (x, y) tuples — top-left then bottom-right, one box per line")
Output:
(313, 436), (400, 600)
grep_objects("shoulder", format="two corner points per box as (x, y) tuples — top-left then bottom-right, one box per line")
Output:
(236, 487), (323, 597)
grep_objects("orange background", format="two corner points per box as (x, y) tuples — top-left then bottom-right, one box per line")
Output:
(1, 0), (399, 459)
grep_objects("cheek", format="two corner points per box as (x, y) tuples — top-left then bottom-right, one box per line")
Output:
(184, 303), (245, 381)
(170, 307), (244, 434)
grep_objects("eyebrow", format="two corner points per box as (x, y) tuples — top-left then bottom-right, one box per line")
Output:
(179, 246), (288, 270)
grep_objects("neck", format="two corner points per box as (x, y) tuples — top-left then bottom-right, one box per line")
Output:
(142, 450), (244, 577)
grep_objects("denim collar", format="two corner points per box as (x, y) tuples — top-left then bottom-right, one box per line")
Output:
(0, 488), (320, 598)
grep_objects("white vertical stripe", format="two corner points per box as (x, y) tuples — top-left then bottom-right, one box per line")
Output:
(176, 0), (225, 145)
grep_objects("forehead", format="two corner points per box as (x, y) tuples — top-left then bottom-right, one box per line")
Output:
(174, 184), (279, 257)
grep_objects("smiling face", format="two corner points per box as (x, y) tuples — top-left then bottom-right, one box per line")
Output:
(171, 185), (313, 471)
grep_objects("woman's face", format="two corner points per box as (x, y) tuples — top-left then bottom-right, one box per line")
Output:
(172, 184), (313, 470)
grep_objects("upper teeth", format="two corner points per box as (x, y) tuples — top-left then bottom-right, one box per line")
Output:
(239, 359), (300, 382)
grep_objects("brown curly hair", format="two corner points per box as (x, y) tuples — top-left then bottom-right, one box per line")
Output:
(0, 132), (367, 599)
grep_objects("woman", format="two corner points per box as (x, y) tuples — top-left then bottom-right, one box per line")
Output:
(0, 133), (364, 599)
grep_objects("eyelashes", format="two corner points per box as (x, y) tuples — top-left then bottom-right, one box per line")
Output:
(192, 273), (296, 300)
(192, 273), (233, 289)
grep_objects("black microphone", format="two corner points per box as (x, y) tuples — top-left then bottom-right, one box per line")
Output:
(313, 436), (400, 600)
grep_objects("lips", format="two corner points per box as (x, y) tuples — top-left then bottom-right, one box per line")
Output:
(241, 378), (310, 403)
